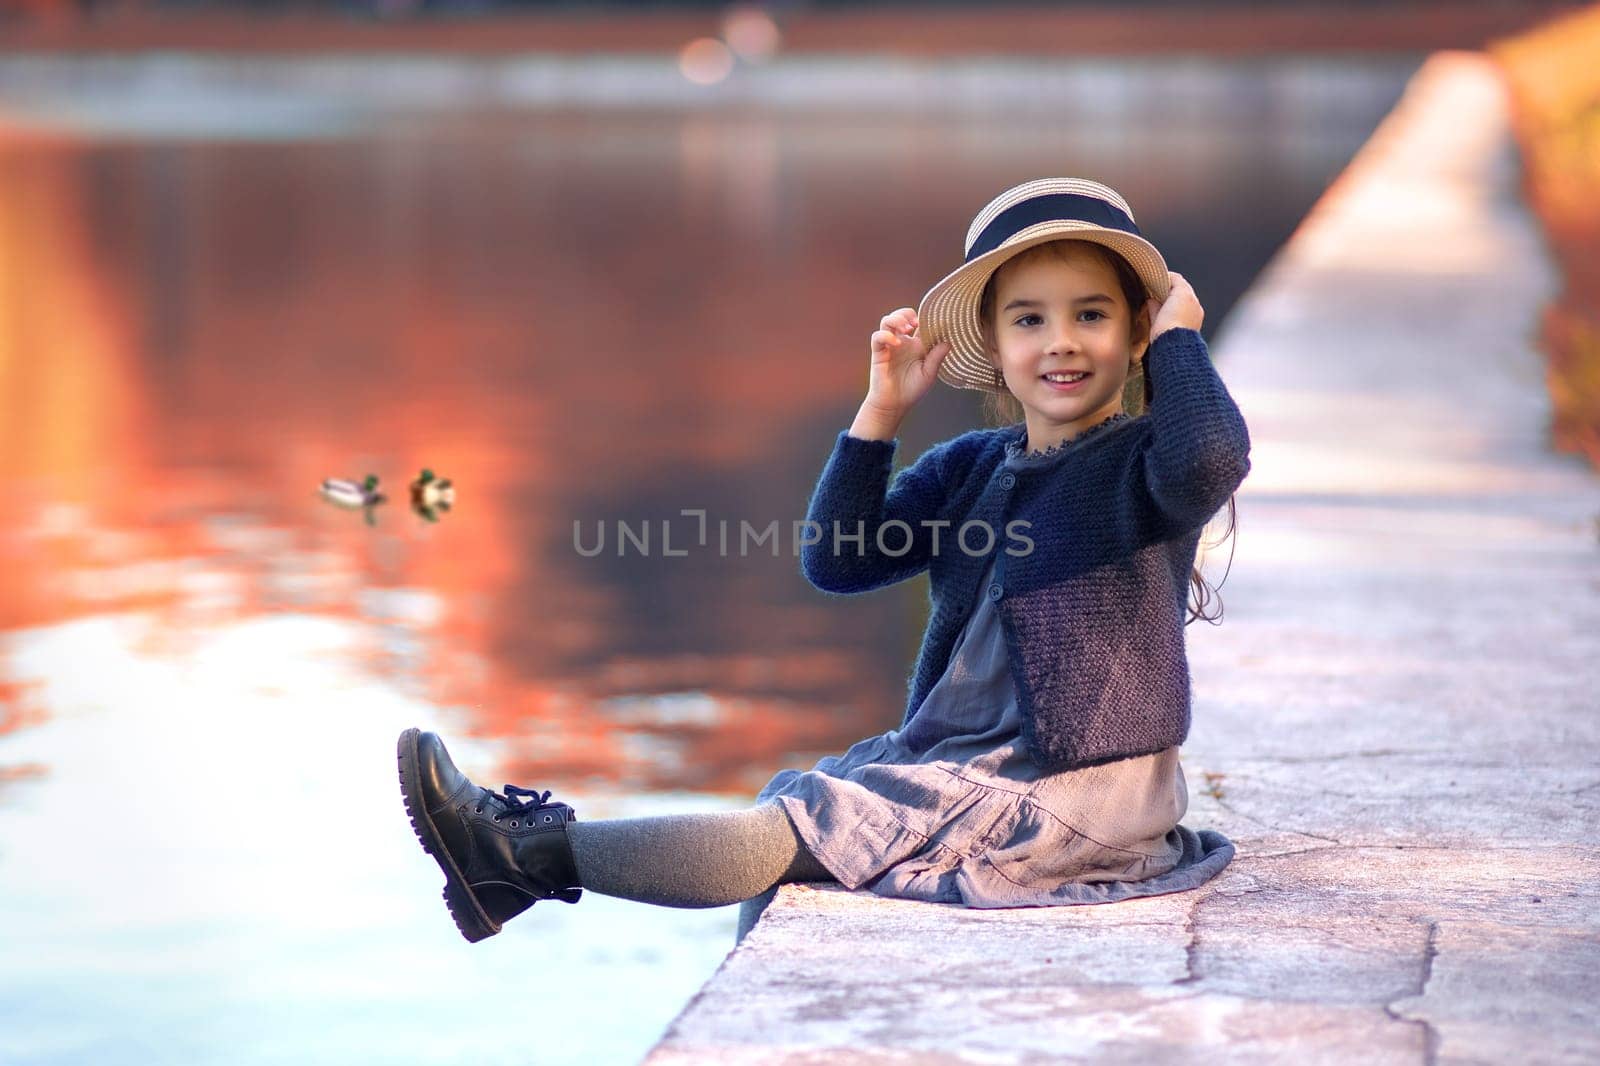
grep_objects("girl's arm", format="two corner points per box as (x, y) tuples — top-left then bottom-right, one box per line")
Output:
(1135, 325), (1253, 531)
(799, 419), (952, 595)
(800, 306), (956, 594)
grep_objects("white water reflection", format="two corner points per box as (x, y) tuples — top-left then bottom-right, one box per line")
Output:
(0, 612), (738, 1066)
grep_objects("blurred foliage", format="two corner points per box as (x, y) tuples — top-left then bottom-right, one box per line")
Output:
(1491, 3), (1600, 471)
(5, 0), (1489, 12)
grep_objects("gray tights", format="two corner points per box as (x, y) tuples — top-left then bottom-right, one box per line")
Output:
(564, 800), (835, 945)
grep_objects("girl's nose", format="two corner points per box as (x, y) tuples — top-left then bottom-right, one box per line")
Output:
(1046, 326), (1080, 355)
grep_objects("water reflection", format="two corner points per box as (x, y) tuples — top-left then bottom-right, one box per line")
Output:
(2, 79), (1414, 790)
(0, 59), (1413, 1063)
(0, 610), (739, 1065)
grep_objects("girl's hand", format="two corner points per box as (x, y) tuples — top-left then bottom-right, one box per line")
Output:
(865, 307), (953, 418)
(1145, 271), (1204, 341)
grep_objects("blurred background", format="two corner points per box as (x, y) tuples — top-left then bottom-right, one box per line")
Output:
(0, 2), (1587, 1064)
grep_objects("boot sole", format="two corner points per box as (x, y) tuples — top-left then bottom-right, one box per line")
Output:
(397, 727), (500, 944)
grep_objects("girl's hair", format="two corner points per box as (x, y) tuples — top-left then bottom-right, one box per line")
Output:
(976, 238), (1237, 626)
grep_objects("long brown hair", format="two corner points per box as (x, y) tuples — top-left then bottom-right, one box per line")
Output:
(976, 239), (1238, 625)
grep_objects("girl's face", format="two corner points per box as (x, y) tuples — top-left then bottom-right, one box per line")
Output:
(985, 247), (1150, 451)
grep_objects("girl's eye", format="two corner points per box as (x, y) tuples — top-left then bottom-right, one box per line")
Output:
(1013, 310), (1108, 327)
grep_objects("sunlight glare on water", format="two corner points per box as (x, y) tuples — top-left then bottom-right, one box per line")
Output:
(0, 609), (738, 1065)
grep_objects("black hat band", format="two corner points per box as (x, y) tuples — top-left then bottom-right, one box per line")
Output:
(966, 193), (1142, 263)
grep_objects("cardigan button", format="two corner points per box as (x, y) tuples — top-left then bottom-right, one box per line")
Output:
(999, 472), (1016, 490)
(987, 583), (1003, 602)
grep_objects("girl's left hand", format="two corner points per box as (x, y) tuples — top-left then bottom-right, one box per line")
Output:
(1145, 271), (1204, 341)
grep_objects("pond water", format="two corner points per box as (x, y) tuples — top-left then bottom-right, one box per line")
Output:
(0, 54), (1415, 1065)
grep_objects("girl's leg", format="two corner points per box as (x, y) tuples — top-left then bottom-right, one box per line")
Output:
(733, 826), (833, 946)
(566, 800), (833, 911)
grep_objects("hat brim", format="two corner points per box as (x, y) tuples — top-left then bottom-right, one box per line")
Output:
(916, 223), (1172, 393)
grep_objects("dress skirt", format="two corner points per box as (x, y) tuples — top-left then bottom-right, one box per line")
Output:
(756, 557), (1236, 908)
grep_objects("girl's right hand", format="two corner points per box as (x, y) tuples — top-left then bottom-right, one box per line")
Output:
(866, 307), (953, 418)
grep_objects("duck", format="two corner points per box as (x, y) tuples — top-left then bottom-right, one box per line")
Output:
(409, 468), (455, 523)
(319, 474), (387, 526)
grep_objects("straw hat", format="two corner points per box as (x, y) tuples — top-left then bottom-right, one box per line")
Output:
(917, 177), (1173, 393)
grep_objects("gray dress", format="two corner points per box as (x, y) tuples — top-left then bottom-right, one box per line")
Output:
(758, 433), (1236, 906)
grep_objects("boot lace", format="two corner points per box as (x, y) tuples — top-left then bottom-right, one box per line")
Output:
(472, 784), (559, 822)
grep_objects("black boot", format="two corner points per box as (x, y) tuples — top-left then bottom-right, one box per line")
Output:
(397, 727), (583, 942)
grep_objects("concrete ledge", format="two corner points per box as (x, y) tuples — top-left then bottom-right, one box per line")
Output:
(645, 50), (1600, 1065)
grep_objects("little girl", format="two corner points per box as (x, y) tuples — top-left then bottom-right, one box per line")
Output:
(397, 177), (1250, 947)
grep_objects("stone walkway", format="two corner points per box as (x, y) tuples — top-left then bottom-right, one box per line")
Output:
(644, 51), (1600, 1065)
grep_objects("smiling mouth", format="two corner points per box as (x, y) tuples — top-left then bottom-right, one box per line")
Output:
(1041, 372), (1091, 389)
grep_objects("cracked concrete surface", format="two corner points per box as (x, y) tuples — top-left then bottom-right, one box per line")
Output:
(644, 52), (1600, 1065)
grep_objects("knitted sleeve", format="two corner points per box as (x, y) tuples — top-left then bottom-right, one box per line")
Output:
(799, 430), (952, 594)
(1136, 327), (1253, 530)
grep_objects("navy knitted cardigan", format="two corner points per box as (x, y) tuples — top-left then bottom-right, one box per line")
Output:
(800, 326), (1252, 772)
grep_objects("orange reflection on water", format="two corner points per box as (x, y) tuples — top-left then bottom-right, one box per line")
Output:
(0, 126), (903, 800)
(0, 91), (1391, 800)
(1, 134), (151, 627)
